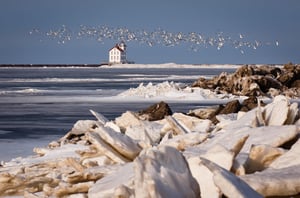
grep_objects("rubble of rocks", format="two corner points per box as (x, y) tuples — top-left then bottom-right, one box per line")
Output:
(188, 96), (265, 124)
(0, 95), (300, 197)
(192, 62), (300, 98)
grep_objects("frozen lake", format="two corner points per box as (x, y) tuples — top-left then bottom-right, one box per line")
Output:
(0, 65), (237, 161)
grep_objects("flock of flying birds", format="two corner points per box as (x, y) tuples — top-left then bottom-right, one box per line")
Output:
(29, 25), (279, 54)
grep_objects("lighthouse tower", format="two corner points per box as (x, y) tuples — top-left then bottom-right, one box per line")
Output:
(108, 41), (127, 64)
(119, 41), (127, 51)
(119, 41), (127, 63)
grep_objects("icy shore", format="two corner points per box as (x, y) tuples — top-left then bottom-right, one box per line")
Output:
(0, 94), (300, 197)
(101, 63), (244, 69)
(1, 63), (300, 197)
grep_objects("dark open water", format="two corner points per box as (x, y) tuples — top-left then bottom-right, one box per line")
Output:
(0, 66), (236, 160)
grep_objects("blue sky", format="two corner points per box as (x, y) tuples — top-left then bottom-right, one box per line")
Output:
(0, 0), (299, 64)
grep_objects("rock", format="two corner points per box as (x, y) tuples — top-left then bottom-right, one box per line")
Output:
(210, 100), (241, 124)
(188, 107), (217, 120)
(240, 77), (263, 96)
(191, 77), (213, 89)
(283, 62), (296, 71)
(291, 79), (300, 88)
(283, 87), (300, 98)
(234, 65), (255, 77)
(138, 101), (173, 121)
(255, 76), (282, 93)
(191, 63), (300, 98)
(218, 100), (241, 115)
(278, 63), (300, 88)
(134, 146), (200, 198)
(278, 72), (296, 87)
(240, 96), (261, 112)
(254, 65), (282, 77)
(211, 97), (266, 124)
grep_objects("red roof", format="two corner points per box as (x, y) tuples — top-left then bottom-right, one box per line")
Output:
(109, 44), (124, 52)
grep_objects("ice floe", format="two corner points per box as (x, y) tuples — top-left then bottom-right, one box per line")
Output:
(0, 95), (300, 197)
(118, 81), (244, 101)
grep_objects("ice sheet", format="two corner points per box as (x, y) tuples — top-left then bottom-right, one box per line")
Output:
(101, 63), (244, 69)
(0, 136), (61, 162)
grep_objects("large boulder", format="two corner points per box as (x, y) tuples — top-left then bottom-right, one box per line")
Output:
(255, 76), (282, 93)
(138, 101), (173, 121)
(210, 100), (241, 124)
(218, 100), (241, 115)
(240, 96), (265, 112)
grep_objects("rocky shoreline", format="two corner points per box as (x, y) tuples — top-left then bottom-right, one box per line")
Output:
(192, 62), (300, 98)
(1, 64), (300, 197)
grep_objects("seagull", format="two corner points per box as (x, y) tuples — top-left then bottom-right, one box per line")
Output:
(29, 25), (280, 54)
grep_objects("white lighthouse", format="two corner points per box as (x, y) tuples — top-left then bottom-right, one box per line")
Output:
(108, 41), (127, 64)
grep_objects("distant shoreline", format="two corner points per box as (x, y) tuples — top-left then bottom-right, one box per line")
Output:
(0, 63), (283, 68)
(0, 64), (105, 68)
